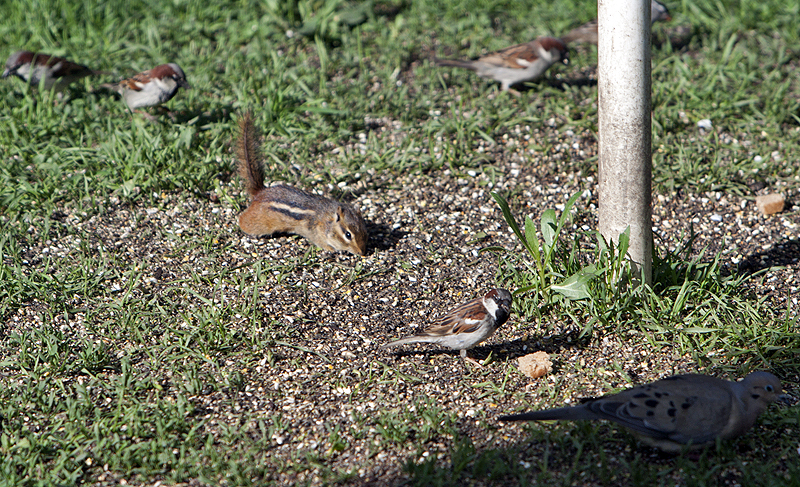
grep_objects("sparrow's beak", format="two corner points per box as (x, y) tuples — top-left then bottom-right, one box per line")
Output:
(1, 68), (11, 78)
(179, 79), (191, 90)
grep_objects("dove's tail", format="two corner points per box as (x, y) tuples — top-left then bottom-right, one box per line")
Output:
(498, 405), (598, 422)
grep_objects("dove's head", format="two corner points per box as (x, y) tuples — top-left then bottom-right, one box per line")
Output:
(741, 371), (785, 413)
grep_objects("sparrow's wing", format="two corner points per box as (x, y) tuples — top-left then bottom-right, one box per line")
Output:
(30, 53), (55, 66)
(32, 53), (91, 76)
(54, 61), (95, 78)
(119, 70), (154, 92)
(63, 60), (93, 74)
(421, 297), (488, 336)
(479, 42), (539, 69)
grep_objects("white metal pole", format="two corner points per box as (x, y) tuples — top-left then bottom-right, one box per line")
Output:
(598, 0), (653, 285)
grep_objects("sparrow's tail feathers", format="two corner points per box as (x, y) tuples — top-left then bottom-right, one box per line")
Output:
(498, 405), (597, 422)
(433, 58), (477, 71)
(380, 335), (436, 350)
(560, 26), (597, 45)
(236, 110), (266, 197)
(92, 82), (123, 96)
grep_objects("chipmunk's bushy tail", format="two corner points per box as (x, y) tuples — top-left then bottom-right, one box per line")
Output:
(236, 110), (265, 196)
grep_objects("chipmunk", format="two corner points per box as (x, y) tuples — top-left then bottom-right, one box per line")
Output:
(235, 111), (368, 256)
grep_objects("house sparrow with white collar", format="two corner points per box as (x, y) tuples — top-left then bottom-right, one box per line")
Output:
(102, 63), (190, 110)
(561, 0), (671, 45)
(434, 37), (568, 95)
(3, 50), (102, 91)
(381, 288), (513, 365)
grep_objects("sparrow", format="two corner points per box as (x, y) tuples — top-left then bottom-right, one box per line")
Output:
(381, 288), (513, 365)
(561, 0), (671, 45)
(499, 371), (788, 452)
(434, 37), (569, 95)
(3, 50), (102, 91)
(102, 63), (190, 110)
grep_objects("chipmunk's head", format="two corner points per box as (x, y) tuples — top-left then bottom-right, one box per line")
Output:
(329, 205), (368, 256)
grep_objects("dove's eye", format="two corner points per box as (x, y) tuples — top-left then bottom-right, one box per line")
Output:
(765, 385), (774, 392)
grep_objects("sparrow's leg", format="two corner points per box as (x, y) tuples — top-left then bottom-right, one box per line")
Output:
(461, 349), (483, 367)
(498, 80), (521, 96)
(134, 109), (159, 122)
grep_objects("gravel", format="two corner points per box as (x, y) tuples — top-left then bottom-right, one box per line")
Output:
(5, 118), (799, 485)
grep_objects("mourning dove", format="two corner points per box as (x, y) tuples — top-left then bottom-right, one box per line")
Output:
(499, 371), (786, 452)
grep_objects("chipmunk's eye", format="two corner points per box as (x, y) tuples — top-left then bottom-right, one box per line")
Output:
(344, 231), (352, 240)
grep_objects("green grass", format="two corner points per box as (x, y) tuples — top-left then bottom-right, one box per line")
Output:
(1, 0), (799, 485)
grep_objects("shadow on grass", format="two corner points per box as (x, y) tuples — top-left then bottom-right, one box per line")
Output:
(368, 416), (799, 486)
(541, 77), (598, 91)
(173, 103), (236, 127)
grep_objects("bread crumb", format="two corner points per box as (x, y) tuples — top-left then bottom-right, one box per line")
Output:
(755, 193), (784, 215)
(518, 351), (553, 379)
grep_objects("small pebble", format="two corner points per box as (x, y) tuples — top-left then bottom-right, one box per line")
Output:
(697, 119), (712, 130)
(756, 193), (785, 215)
